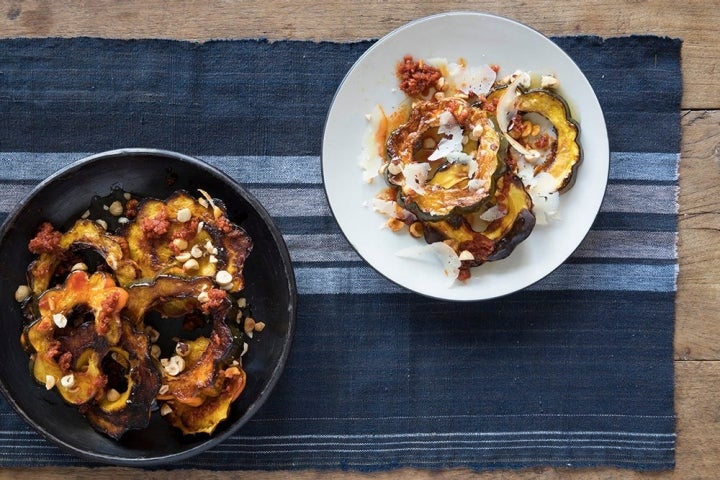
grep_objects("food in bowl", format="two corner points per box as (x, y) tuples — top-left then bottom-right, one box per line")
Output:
(361, 55), (581, 281)
(16, 187), (264, 439)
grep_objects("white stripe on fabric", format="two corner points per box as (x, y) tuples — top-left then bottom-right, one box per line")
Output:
(294, 263), (678, 295)
(284, 231), (677, 264)
(0, 183), (678, 218)
(0, 152), (679, 184)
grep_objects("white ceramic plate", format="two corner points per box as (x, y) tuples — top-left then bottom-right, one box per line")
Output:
(322, 11), (608, 301)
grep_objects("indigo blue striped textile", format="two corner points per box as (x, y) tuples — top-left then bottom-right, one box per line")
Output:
(0, 36), (680, 470)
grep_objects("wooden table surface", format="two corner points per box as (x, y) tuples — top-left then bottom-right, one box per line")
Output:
(0, 1), (718, 479)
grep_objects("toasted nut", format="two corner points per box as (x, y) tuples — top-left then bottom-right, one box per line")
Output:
(237, 297), (247, 308)
(208, 254), (218, 264)
(123, 192), (132, 200)
(175, 251), (192, 263)
(197, 291), (210, 303)
(71, 262), (88, 272)
(106, 388), (121, 402)
(387, 162), (403, 176)
(159, 403), (173, 416)
(386, 218), (405, 232)
(190, 244), (204, 258)
(95, 219), (108, 230)
(183, 258), (199, 271)
(45, 374), (56, 390)
(254, 321), (266, 332)
(158, 384), (169, 395)
(161, 355), (185, 376)
(60, 374), (75, 389)
(172, 238), (188, 251)
(244, 316), (256, 334)
(108, 200), (124, 216)
(176, 207), (192, 223)
(150, 344), (162, 359)
(81, 209), (91, 219)
(215, 270), (233, 286)
(52, 313), (68, 328)
(458, 250), (475, 261)
(175, 341), (189, 357)
(14, 285), (31, 303)
(408, 222), (424, 238)
(531, 124), (541, 137)
(118, 216), (130, 225)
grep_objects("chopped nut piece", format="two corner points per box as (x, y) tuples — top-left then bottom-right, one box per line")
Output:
(70, 262), (88, 272)
(172, 238), (188, 251)
(14, 285), (31, 303)
(60, 374), (75, 389)
(176, 207), (192, 223)
(458, 250), (475, 261)
(183, 258), (200, 271)
(387, 162), (403, 175)
(159, 403), (173, 416)
(81, 210), (91, 219)
(254, 321), (266, 332)
(150, 344), (162, 359)
(52, 313), (68, 328)
(45, 374), (56, 390)
(175, 252), (192, 263)
(158, 384), (169, 395)
(95, 219), (108, 230)
(106, 388), (121, 402)
(118, 216), (130, 225)
(387, 218), (405, 232)
(190, 244), (204, 258)
(208, 254), (218, 264)
(237, 297), (247, 308)
(108, 200), (124, 216)
(408, 221), (424, 238)
(161, 355), (185, 376)
(244, 316), (256, 334)
(197, 291), (210, 303)
(175, 341), (189, 357)
(215, 270), (233, 286)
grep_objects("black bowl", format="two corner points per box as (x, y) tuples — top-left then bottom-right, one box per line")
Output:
(0, 148), (296, 466)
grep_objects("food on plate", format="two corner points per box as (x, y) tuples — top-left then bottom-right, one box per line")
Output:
(361, 55), (581, 281)
(17, 188), (262, 438)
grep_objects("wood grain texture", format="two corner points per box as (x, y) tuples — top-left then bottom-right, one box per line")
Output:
(0, 0), (718, 108)
(0, 1), (718, 478)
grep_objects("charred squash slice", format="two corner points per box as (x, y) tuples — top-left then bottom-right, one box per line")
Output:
(514, 89), (581, 192)
(487, 85), (581, 193)
(122, 191), (252, 292)
(28, 219), (136, 296)
(424, 171), (536, 268)
(26, 270), (129, 405)
(385, 97), (503, 221)
(163, 367), (246, 435)
(82, 321), (161, 439)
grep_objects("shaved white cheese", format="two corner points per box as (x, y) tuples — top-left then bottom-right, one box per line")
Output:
(445, 150), (474, 164)
(359, 104), (387, 183)
(452, 64), (497, 96)
(527, 172), (560, 225)
(402, 162), (431, 194)
(371, 198), (397, 217)
(479, 205), (506, 222)
(428, 111), (464, 161)
(396, 241), (461, 283)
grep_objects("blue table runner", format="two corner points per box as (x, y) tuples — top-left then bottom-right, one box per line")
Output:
(0, 35), (680, 470)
